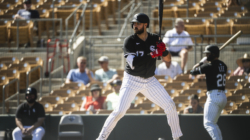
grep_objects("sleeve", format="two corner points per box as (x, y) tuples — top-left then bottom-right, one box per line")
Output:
(162, 31), (170, 46)
(185, 32), (194, 46)
(90, 71), (94, 79)
(190, 63), (210, 75)
(17, 10), (21, 15)
(66, 70), (73, 80)
(95, 71), (102, 81)
(123, 37), (136, 69)
(176, 63), (182, 75)
(15, 104), (23, 119)
(38, 104), (45, 118)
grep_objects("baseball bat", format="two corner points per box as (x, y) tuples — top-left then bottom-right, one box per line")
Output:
(199, 30), (242, 65)
(219, 30), (242, 50)
(157, 0), (164, 60)
(158, 0), (163, 40)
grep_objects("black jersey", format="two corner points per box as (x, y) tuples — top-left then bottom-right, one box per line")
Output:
(16, 102), (45, 126)
(123, 32), (159, 78)
(191, 60), (227, 91)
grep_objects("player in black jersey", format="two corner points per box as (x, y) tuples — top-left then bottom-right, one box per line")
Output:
(96, 13), (183, 140)
(190, 45), (227, 140)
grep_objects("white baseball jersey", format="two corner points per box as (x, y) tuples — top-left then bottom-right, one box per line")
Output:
(96, 72), (183, 140)
(204, 90), (227, 140)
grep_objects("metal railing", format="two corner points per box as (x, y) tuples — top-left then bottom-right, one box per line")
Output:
(0, 18), (63, 49)
(65, 3), (87, 40)
(26, 65), (43, 97)
(2, 78), (19, 114)
(48, 58), (64, 93)
(118, 1), (142, 38)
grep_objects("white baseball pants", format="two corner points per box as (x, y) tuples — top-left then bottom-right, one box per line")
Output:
(97, 72), (183, 140)
(12, 126), (45, 140)
(204, 90), (227, 140)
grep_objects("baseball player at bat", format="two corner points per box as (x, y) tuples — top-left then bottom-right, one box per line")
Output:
(190, 45), (228, 140)
(96, 13), (183, 140)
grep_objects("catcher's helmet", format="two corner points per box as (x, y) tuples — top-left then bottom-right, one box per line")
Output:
(203, 45), (220, 61)
(131, 13), (150, 28)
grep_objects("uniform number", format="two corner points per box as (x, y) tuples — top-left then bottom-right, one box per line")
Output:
(217, 74), (226, 87)
(136, 51), (144, 56)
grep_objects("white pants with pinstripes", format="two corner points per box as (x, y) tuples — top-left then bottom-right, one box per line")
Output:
(204, 90), (227, 140)
(97, 72), (183, 140)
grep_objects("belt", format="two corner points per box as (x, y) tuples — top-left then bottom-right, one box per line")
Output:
(207, 89), (225, 93)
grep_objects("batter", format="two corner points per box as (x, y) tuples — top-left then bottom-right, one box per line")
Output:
(190, 45), (228, 140)
(96, 13), (183, 140)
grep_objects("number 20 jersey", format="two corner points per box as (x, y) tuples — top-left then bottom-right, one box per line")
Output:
(200, 60), (228, 91)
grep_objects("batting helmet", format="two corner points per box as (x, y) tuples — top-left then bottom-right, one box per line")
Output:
(203, 45), (220, 61)
(131, 13), (150, 28)
(25, 87), (37, 103)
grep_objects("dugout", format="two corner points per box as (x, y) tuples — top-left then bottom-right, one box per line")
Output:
(0, 114), (249, 140)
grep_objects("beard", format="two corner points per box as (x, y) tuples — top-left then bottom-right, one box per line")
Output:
(134, 27), (144, 35)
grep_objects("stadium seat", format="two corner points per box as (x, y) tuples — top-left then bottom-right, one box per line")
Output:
(225, 81), (242, 91)
(96, 109), (112, 114)
(134, 102), (160, 111)
(238, 102), (250, 109)
(0, 3), (11, 12)
(8, 63), (31, 90)
(64, 96), (86, 104)
(80, 9), (102, 35)
(69, 110), (93, 115)
(163, 0), (184, 5)
(50, 89), (76, 99)
(153, 8), (175, 33)
(185, 19), (208, 43)
(174, 74), (194, 82)
(102, 89), (112, 95)
(165, 89), (178, 97)
(0, 63), (7, 70)
(150, 109), (165, 114)
(189, 81), (206, 89)
(40, 102), (53, 112)
(224, 101), (237, 112)
(39, 96), (64, 105)
(227, 75), (249, 83)
(54, 103), (80, 112)
(175, 7), (198, 17)
(20, 57), (43, 84)
(233, 89), (250, 97)
(230, 109), (250, 114)
(243, 83), (250, 89)
(199, 95), (207, 104)
(58, 115), (84, 140)
(172, 95), (191, 104)
(4, 9), (19, 15)
(116, 69), (124, 77)
(218, 11), (241, 18)
(221, 109), (228, 114)
(96, 1), (109, 30)
(207, 19), (233, 43)
(165, 81), (188, 89)
(1, 0), (21, 5)
(43, 0), (64, 5)
(8, 20), (34, 47)
(126, 109), (147, 114)
(76, 89), (90, 96)
(175, 102), (187, 112)
(227, 95), (249, 105)
(179, 89), (206, 97)
(0, 69), (19, 98)
(224, 6), (247, 13)
(0, 57), (19, 66)
(232, 19), (250, 34)
(60, 82), (85, 91)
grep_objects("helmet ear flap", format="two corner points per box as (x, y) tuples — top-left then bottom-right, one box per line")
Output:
(131, 23), (133, 29)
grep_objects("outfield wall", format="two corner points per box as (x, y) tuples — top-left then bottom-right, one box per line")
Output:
(0, 114), (249, 140)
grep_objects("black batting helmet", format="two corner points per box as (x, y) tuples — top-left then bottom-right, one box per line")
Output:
(203, 45), (220, 61)
(131, 13), (150, 28)
(25, 87), (37, 103)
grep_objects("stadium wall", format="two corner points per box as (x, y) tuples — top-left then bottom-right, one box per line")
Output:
(0, 114), (249, 140)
